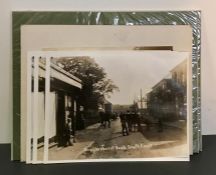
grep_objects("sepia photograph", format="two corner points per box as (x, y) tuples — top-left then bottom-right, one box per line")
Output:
(21, 25), (193, 162)
(28, 50), (190, 162)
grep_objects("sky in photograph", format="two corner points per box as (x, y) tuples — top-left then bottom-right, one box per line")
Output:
(57, 50), (189, 105)
(91, 51), (188, 105)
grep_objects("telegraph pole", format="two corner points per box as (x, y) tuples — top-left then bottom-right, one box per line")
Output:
(140, 88), (143, 109)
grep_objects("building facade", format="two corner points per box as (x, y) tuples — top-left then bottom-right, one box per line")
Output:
(147, 60), (187, 121)
(35, 60), (83, 147)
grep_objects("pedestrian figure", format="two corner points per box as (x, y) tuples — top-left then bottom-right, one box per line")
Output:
(145, 112), (151, 131)
(157, 118), (163, 132)
(64, 118), (73, 147)
(120, 112), (129, 136)
(126, 111), (132, 132)
(68, 110), (76, 143)
(104, 112), (111, 128)
(131, 111), (141, 132)
(145, 119), (151, 131)
(77, 106), (86, 130)
(99, 108), (106, 128)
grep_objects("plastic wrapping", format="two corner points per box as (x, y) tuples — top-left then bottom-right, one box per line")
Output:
(13, 11), (201, 160)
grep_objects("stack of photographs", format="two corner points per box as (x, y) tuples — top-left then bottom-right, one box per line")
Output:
(12, 11), (201, 163)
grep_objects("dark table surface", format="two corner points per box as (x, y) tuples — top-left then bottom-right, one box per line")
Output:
(0, 135), (215, 175)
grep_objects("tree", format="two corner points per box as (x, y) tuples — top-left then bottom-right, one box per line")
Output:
(56, 56), (119, 111)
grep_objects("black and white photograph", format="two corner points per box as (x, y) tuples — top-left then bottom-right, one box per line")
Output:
(28, 50), (190, 162)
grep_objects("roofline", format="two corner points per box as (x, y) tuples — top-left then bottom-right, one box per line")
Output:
(37, 61), (82, 84)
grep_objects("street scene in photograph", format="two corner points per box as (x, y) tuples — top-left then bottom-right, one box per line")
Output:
(35, 51), (189, 160)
